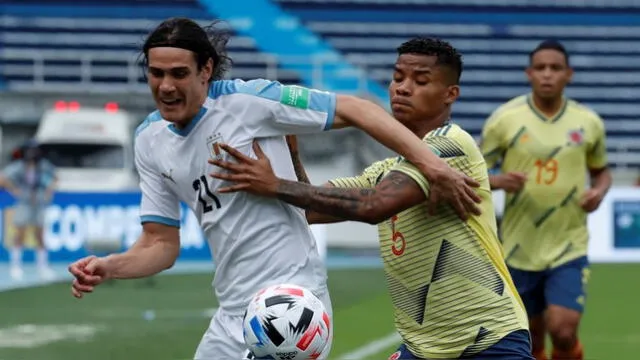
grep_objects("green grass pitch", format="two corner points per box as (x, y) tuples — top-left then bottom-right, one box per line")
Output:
(0, 264), (638, 359)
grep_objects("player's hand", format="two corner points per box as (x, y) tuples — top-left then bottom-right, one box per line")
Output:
(423, 162), (482, 220)
(580, 188), (605, 213)
(209, 141), (280, 197)
(68, 256), (110, 299)
(494, 172), (528, 193)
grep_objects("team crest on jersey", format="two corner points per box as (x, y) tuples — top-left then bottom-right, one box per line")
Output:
(207, 132), (224, 160)
(567, 129), (584, 146)
(388, 351), (402, 360)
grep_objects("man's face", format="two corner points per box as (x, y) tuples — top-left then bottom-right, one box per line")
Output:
(388, 54), (458, 126)
(526, 49), (572, 100)
(147, 47), (212, 125)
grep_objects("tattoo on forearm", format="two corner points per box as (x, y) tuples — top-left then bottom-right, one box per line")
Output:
(276, 171), (413, 222)
(289, 151), (311, 184)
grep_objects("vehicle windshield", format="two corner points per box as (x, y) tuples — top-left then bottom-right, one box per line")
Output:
(39, 143), (125, 169)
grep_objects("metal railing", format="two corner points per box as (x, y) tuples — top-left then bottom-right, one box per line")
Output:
(1, 50), (375, 94)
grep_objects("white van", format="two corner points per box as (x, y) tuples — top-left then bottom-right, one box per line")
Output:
(35, 101), (140, 192)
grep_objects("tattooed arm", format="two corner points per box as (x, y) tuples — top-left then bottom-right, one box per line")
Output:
(210, 141), (426, 224)
(304, 183), (357, 224)
(276, 171), (426, 225)
(286, 135), (311, 184)
(285, 135), (346, 223)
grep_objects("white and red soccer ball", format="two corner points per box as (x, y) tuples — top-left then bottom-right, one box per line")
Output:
(243, 284), (331, 360)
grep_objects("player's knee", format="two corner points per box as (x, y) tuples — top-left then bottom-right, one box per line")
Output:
(547, 324), (577, 349)
(546, 305), (580, 345)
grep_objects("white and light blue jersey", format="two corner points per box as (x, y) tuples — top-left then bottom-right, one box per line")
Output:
(134, 79), (335, 315)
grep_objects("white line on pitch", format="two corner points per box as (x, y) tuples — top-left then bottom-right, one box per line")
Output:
(337, 332), (401, 360)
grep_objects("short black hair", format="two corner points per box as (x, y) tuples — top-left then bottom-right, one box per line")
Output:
(141, 17), (232, 82)
(529, 40), (570, 66)
(397, 37), (463, 85)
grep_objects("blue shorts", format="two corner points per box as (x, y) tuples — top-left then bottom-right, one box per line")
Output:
(508, 256), (589, 316)
(389, 330), (533, 359)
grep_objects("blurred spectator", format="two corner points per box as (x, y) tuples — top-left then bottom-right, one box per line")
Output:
(0, 140), (57, 280)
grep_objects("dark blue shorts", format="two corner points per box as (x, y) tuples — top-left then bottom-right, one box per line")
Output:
(508, 256), (589, 316)
(388, 330), (534, 359)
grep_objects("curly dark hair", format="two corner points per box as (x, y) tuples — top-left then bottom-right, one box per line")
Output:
(397, 37), (463, 85)
(140, 17), (233, 82)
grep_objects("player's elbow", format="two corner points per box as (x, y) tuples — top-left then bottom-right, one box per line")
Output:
(141, 223), (181, 270)
(161, 240), (180, 270)
(360, 202), (392, 225)
(334, 95), (371, 129)
(364, 212), (390, 225)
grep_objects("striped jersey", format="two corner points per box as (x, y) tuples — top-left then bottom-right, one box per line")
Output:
(481, 94), (607, 271)
(330, 124), (528, 359)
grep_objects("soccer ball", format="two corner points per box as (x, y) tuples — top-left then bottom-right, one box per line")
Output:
(243, 284), (331, 360)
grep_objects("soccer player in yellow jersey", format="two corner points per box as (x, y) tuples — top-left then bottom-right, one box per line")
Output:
(480, 40), (612, 360)
(211, 38), (533, 359)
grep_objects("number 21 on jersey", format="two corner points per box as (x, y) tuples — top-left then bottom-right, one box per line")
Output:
(193, 175), (221, 213)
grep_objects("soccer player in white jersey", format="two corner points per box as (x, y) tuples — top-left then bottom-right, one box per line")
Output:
(67, 18), (482, 359)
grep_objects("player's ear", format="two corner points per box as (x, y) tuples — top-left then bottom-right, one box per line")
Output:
(444, 84), (460, 105)
(201, 58), (213, 84)
(565, 67), (574, 84)
(525, 66), (534, 82)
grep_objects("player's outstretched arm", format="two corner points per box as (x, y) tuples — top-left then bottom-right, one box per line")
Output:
(275, 172), (424, 225)
(305, 183), (352, 224)
(230, 80), (480, 219)
(68, 223), (180, 298)
(333, 95), (481, 219)
(210, 142), (425, 224)
(285, 135), (348, 224)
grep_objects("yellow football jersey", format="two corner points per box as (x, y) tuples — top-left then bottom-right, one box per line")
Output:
(330, 124), (528, 359)
(481, 94), (607, 271)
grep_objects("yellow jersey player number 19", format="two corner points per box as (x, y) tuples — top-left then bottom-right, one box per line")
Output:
(480, 40), (612, 360)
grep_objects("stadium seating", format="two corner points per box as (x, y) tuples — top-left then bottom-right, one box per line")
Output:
(0, 0), (303, 94)
(275, 0), (640, 168)
(1, 0), (639, 168)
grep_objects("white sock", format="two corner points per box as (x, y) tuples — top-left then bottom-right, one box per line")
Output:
(36, 248), (49, 269)
(10, 247), (23, 269)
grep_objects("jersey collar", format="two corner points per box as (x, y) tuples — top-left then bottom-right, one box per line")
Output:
(167, 107), (207, 137)
(526, 94), (567, 124)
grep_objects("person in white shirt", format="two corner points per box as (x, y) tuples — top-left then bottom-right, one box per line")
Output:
(68, 17), (482, 360)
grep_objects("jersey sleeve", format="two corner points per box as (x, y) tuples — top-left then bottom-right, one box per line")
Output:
(480, 112), (506, 169)
(329, 158), (396, 189)
(391, 127), (473, 199)
(210, 79), (336, 137)
(587, 114), (608, 170)
(134, 136), (181, 228)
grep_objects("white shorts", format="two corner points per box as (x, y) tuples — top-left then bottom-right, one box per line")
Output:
(13, 203), (45, 227)
(194, 290), (333, 360)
